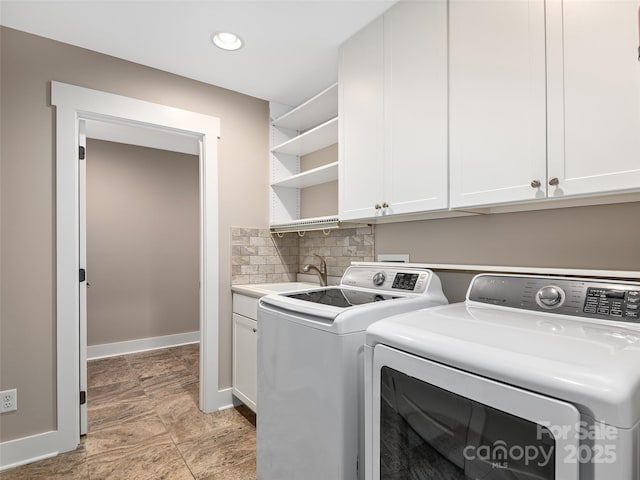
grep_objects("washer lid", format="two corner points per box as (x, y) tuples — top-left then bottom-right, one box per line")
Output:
(260, 287), (447, 334)
(367, 303), (640, 428)
(283, 287), (402, 308)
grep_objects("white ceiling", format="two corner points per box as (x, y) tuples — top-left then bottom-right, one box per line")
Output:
(0, 0), (396, 106)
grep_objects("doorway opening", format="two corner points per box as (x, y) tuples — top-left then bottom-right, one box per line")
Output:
(82, 137), (201, 434)
(52, 81), (228, 454)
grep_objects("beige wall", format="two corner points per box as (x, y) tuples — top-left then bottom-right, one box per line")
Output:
(86, 140), (199, 345)
(300, 144), (338, 218)
(376, 202), (640, 302)
(0, 26), (269, 442)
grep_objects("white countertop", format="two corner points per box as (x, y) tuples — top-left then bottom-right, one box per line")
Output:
(231, 281), (319, 299)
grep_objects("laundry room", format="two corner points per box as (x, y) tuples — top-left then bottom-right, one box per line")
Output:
(1, 1), (640, 479)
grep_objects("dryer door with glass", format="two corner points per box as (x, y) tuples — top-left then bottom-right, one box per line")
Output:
(371, 345), (581, 480)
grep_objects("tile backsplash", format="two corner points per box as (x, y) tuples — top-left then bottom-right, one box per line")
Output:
(298, 227), (375, 278)
(231, 228), (298, 284)
(231, 226), (375, 285)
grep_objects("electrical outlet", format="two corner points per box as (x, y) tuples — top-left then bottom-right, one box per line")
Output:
(1, 389), (17, 413)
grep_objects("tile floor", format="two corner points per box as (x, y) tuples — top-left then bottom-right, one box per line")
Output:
(1, 345), (257, 480)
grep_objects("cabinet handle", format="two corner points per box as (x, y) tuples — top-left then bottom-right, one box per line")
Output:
(548, 177), (559, 186)
(382, 202), (389, 208)
(530, 180), (541, 188)
(374, 204), (381, 210)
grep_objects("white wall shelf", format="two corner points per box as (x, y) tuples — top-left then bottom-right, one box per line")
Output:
(272, 83), (338, 132)
(270, 83), (341, 232)
(271, 162), (338, 189)
(271, 117), (338, 156)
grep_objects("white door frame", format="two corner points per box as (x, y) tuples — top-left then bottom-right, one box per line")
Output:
(78, 120), (87, 436)
(51, 81), (225, 453)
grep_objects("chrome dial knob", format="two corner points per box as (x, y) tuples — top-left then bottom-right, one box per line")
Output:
(372, 272), (386, 286)
(536, 285), (565, 309)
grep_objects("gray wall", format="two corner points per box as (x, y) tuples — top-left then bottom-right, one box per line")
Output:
(0, 26), (268, 442)
(376, 202), (640, 302)
(86, 140), (199, 346)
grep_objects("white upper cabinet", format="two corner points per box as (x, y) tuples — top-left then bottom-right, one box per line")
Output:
(449, 0), (547, 209)
(339, 17), (385, 221)
(546, 0), (640, 198)
(383, 1), (448, 216)
(451, 0), (640, 209)
(339, 0), (448, 221)
(338, 0), (640, 219)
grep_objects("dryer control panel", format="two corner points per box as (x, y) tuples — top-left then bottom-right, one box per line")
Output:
(468, 275), (640, 323)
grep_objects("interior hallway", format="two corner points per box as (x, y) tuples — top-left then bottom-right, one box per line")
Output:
(1, 345), (256, 479)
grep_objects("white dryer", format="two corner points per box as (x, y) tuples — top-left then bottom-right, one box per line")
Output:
(365, 274), (640, 480)
(257, 263), (448, 480)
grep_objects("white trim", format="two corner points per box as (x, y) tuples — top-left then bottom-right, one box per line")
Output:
(353, 261), (640, 279)
(376, 254), (410, 263)
(216, 388), (238, 411)
(84, 118), (200, 155)
(50, 81), (223, 459)
(0, 431), (58, 471)
(87, 332), (200, 360)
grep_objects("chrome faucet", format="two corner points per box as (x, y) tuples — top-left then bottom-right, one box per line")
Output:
(303, 254), (328, 286)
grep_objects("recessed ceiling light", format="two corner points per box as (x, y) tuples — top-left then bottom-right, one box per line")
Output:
(211, 32), (243, 51)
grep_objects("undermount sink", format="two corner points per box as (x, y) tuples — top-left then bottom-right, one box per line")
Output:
(231, 281), (319, 299)
(252, 282), (318, 293)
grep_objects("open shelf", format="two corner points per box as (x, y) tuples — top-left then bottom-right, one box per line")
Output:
(271, 162), (338, 189)
(272, 83), (338, 132)
(269, 83), (342, 232)
(271, 117), (338, 156)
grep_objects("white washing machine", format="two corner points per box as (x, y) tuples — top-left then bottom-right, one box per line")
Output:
(365, 273), (640, 480)
(257, 263), (448, 480)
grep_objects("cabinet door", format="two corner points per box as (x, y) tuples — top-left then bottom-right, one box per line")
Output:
(339, 17), (385, 220)
(547, 0), (640, 197)
(383, 0), (448, 215)
(232, 313), (257, 412)
(449, 0), (547, 208)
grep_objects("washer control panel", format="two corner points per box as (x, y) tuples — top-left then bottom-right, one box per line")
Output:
(341, 266), (430, 294)
(468, 274), (640, 323)
(585, 287), (639, 320)
(535, 285), (566, 309)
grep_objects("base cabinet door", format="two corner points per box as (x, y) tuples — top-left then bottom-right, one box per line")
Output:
(232, 313), (257, 412)
(547, 0), (640, 198)
(449, 0), (547, 208)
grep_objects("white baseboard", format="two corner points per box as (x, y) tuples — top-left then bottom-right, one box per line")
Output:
(0, 430), (59, 471)
(87, 331), (199, 360)
(215, 387), (238, 411)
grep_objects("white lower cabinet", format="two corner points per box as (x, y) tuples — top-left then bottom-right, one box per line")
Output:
(339, 0), (448, 221)
(232, 294), (258, 412)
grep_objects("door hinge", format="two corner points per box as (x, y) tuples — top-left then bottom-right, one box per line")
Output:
(80, 391), (86, 405)
(79, 145), (86, 160)
(79, 268), (86, 283)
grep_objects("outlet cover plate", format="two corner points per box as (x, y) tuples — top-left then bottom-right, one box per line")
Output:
(1, 389), (17, 413)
